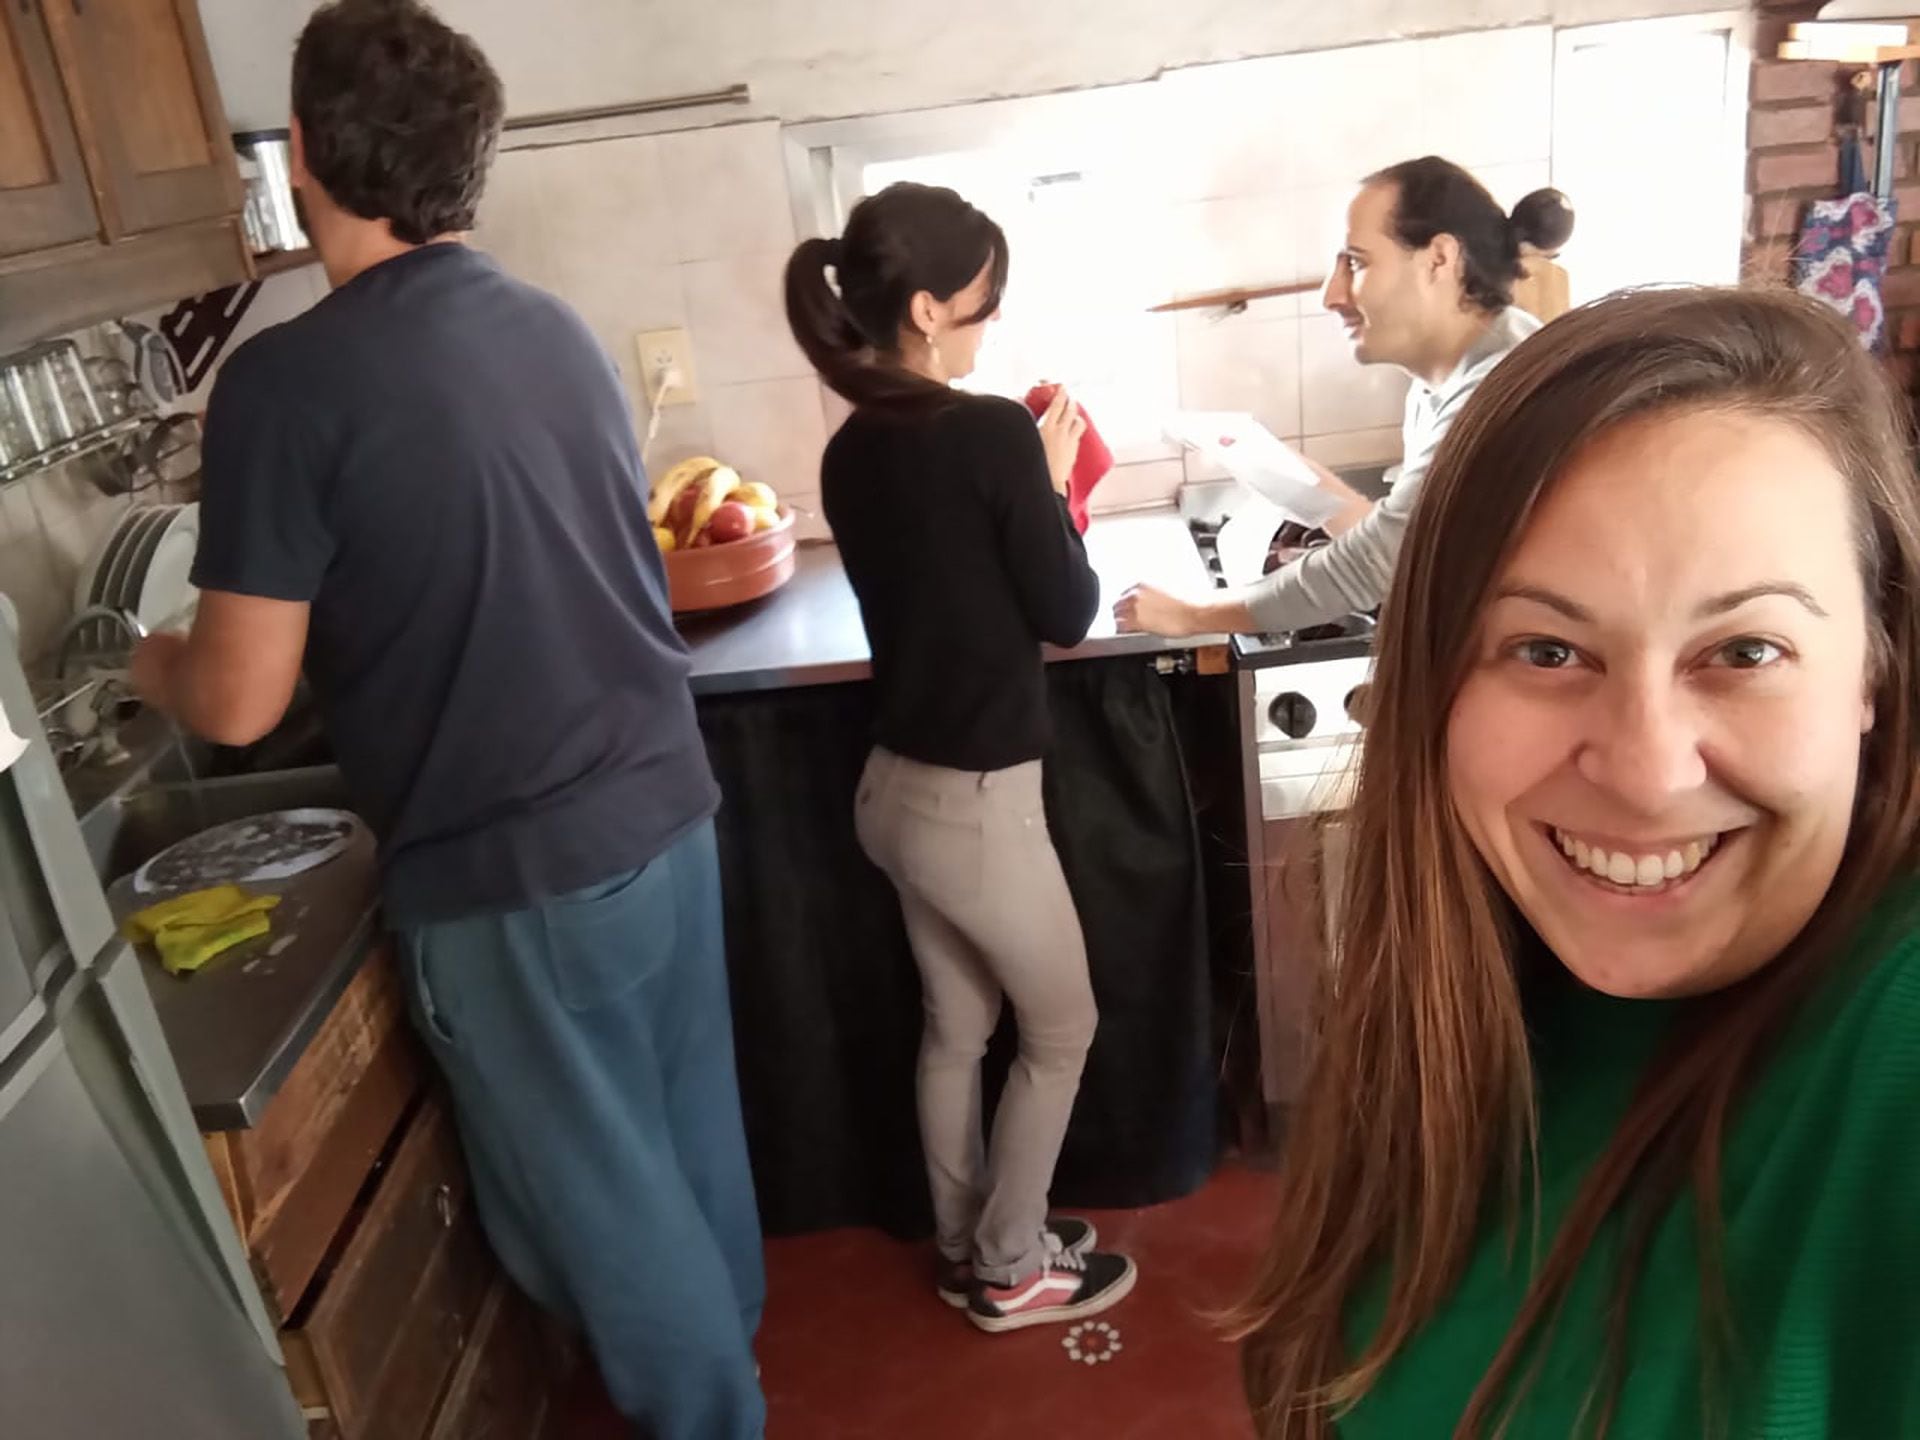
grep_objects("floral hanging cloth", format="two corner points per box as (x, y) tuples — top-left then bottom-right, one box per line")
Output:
(1792, 131), (1897, 352)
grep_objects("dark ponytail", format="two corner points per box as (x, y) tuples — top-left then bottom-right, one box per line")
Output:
(783, 181), (1009, 414)
(1367, 157), (1574, 314)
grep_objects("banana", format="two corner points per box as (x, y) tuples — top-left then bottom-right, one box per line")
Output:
(685, 464), (742, 543)
(726, 480), (780, 511)
(647, 456), (721, 525)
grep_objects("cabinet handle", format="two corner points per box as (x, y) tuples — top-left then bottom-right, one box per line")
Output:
(433, 1182), (455, 1229)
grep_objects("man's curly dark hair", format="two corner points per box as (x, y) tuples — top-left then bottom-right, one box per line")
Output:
(292, 0), (504, 245)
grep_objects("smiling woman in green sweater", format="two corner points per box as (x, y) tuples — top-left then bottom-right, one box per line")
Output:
(1236, 287), (1920, 1440)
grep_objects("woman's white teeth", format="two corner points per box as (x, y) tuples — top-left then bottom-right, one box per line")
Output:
(1553, 829), (1719, 888)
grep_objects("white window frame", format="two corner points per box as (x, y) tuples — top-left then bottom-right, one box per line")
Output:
(782, 84), (1183, 467)
(1549, 10), (1753, 296)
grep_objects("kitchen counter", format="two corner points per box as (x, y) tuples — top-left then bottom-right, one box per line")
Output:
(75, 757), (381, 1132)
(59, 514), (1212, 1127)
(111, 820), (379, 1133)
(678, 508), (1225, 696)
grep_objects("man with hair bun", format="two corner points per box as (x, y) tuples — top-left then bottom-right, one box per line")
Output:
(1118, 158), (1566, 641)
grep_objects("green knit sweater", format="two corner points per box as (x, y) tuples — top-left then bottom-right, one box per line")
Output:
(1339, 879), (1920, 1439)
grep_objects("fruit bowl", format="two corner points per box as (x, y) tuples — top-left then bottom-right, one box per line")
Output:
(664, 507), (797, 615)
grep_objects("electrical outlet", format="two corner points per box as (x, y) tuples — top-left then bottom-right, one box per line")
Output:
(636, 328), (698, 408)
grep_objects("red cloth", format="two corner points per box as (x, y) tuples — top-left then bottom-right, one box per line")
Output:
(1023, 384), (1113, 535)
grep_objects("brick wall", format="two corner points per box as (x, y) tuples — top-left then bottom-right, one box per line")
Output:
(1746, 3), (1920, 389)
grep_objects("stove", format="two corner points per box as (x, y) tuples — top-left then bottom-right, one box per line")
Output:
(1187, 514), (1374, 1128)
(1186, 518), (1376, 669)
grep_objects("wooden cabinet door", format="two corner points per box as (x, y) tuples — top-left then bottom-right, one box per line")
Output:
(0, 1), (100, 258)
(39, 0), (241, 238)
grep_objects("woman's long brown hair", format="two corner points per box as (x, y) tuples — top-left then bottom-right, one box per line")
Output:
(1234, 288), (1920, 1438)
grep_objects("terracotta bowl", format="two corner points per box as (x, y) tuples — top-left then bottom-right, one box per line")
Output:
(665, 507), (797, 614)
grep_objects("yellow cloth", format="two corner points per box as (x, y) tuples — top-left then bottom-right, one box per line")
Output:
(124, 885), (280, 976)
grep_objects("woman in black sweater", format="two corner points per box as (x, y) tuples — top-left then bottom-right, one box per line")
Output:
(784, 182), (1136, 1332)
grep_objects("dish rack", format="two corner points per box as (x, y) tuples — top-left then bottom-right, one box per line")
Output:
(31, 666), (139, 776)
(0, 332), (192, 493)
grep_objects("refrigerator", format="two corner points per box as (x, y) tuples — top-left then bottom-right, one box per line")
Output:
(0, 613), (304, 1438)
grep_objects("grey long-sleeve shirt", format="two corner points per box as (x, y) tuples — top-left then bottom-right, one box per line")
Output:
(1244, 306), (1541, 634)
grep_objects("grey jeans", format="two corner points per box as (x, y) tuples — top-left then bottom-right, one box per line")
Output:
(855, 747), (1098, 1287)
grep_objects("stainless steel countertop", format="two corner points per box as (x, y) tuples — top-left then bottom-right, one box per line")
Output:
(678, 508), (1224, 696)
(75, 755), (380, 1133)
(107, 818), (379, 1133)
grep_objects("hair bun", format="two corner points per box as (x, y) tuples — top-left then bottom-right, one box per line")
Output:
(1510, 188), (1575, 254)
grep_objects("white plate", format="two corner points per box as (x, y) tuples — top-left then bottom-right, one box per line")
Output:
(73, 507), (147, 610)
(132, 503), (199, 632)
(0, 694), (25, 776)
(132, 806), (357, 897)
(108, 505), (179, 609)
(1217, 494), (1288, 587)
(1165, 412), (1344, 529)
(100, 506), (176, 613)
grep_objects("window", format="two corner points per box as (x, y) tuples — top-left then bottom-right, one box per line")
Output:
(1550, 13), (1752, 304)
(787, 88), (1181, 466)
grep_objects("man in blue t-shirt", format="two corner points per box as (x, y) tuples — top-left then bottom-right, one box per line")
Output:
(131, 4), (765, 1434)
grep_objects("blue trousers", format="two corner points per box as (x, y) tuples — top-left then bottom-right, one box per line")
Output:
(397, 819), (766, 1440)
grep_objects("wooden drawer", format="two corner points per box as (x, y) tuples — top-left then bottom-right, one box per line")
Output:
(288, 1095), (493, 1439)
(427, 1281), (555, 1440)
(204, 943), (426, 1318)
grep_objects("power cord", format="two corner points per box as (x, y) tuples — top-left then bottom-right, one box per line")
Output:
(642, 362), (684, 462)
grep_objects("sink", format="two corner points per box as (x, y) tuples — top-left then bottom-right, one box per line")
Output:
(59, 684), (333, 829)
(78, 765), (354, 890)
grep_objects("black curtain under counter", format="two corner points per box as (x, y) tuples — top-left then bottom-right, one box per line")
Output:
(698, 655), (1226, 1240)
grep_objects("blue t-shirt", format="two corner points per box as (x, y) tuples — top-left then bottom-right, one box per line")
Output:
(192, 243), (718, 925)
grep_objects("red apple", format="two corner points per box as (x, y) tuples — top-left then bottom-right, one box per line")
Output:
(666, 485), (702, 544)
(706, 500), (754, 545)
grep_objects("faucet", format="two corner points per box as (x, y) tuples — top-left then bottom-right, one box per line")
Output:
(54, 605), (147, 680)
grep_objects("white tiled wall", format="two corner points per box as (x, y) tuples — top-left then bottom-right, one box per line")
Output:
(1175, 299), (1304, 444)
(835, 28), (1554, 516)
(475, 31), (1561, 536)
(681, 251), (811, 388)
(475, 120), (830, 539)
(1159, 28), (1555, 499)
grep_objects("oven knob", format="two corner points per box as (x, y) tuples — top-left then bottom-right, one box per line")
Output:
(1344, 683), (1373, 725)
(1267, 692), (1317, 739)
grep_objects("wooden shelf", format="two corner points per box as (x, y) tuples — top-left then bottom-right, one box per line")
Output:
(1149, 279), (1326, 314)
(250, 246), (318, 279)
(1779, 20), (1920, 65)
(1778, 40), (1920, 62)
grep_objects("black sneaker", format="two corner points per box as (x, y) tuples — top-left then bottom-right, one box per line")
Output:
(967, 1245), (1136, 1334)
(935, 1217), (1098, 1308)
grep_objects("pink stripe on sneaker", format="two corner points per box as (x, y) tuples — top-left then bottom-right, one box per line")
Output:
(991, 1272), (1081, 1311)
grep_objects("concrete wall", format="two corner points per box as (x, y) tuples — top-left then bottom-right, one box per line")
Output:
(199, 0), (1725, 130)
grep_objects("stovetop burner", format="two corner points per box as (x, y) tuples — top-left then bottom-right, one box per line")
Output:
(1187, 518), (1377, 668)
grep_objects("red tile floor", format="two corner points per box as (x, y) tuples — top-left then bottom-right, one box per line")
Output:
(552, 1162), (1277, 1438)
